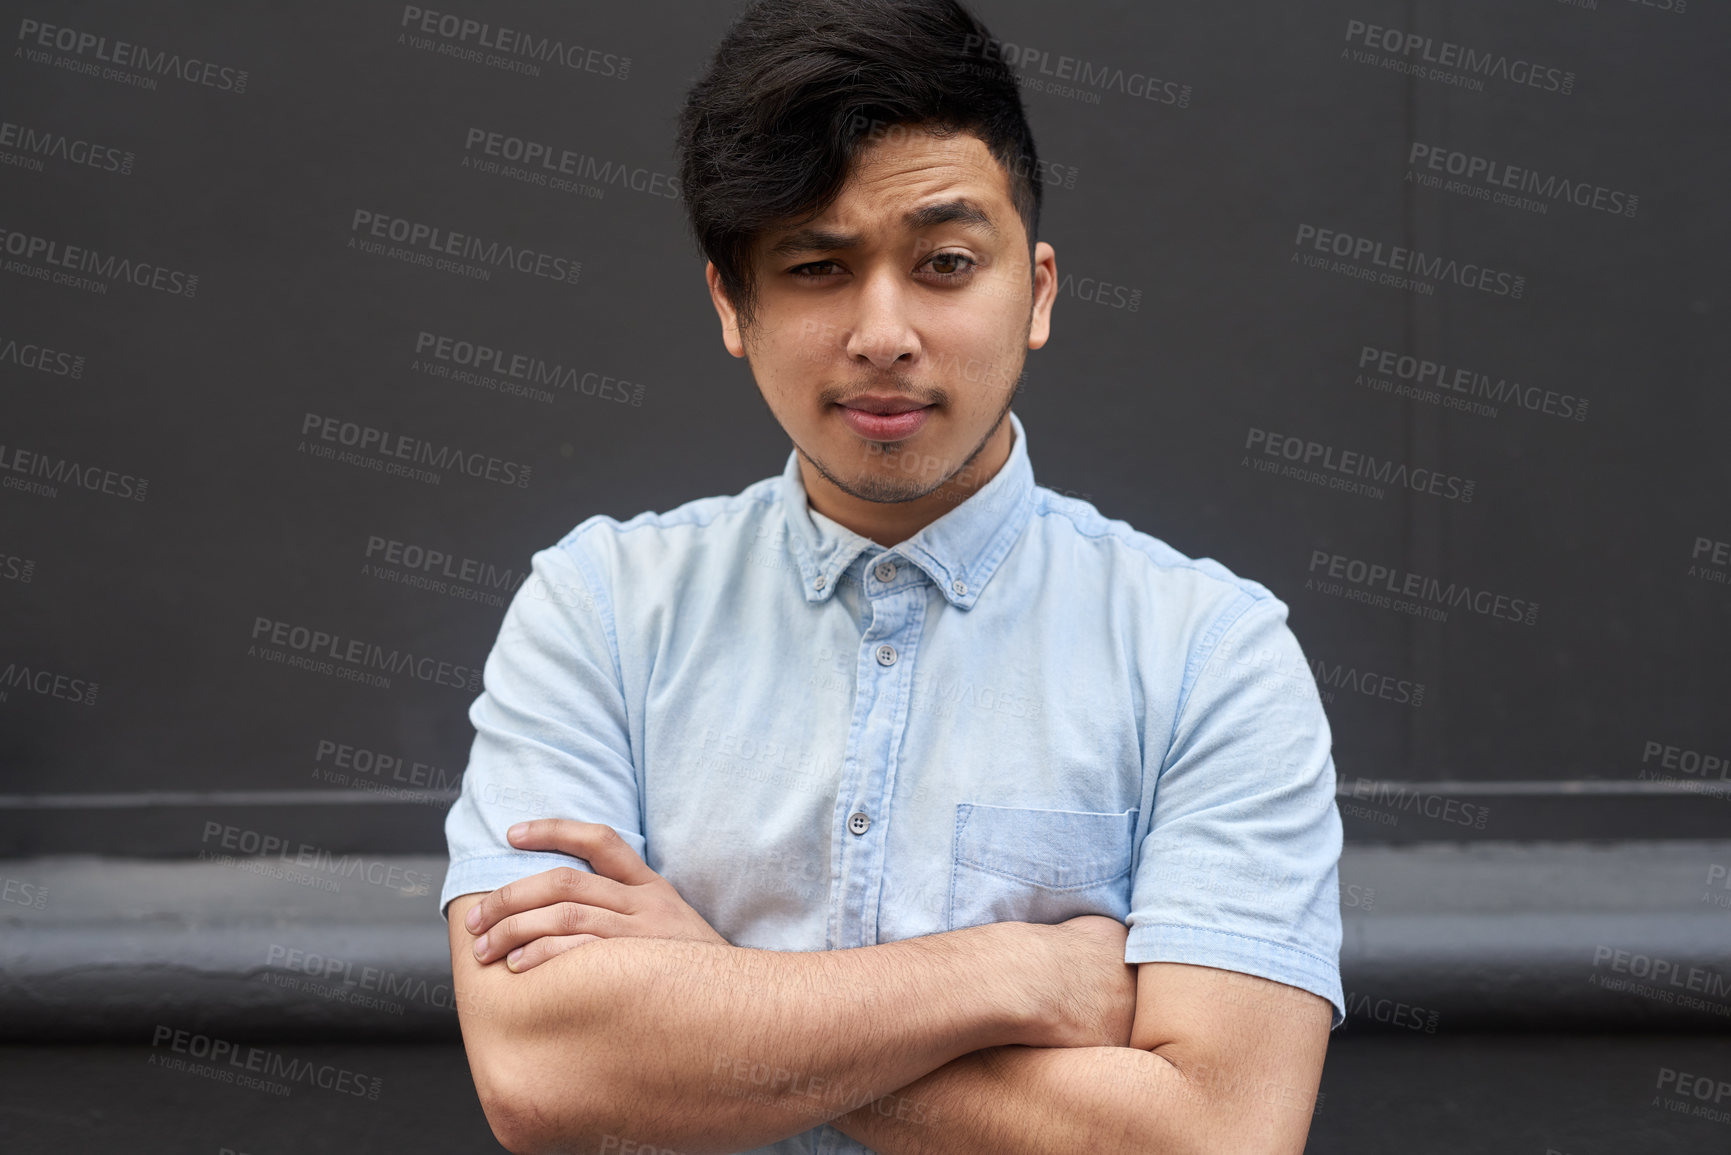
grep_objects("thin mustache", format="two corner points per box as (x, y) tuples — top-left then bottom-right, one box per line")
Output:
(830, 378), (938, 406)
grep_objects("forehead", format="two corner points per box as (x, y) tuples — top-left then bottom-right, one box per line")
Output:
(804, 127), (1014, 230)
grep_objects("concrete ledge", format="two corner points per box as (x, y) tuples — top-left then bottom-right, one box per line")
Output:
(0, 855), (455, 1041)
(1, 841), (1727, 1040)
(1335, 840), (1731, 1032)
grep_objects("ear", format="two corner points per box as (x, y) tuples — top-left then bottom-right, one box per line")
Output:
(705, 261), (747, 359)
(1027, 242), (1057, 351)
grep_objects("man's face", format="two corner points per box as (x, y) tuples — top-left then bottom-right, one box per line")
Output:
(706, 124), (1056, 504)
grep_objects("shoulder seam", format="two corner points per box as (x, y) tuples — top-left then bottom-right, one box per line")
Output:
(1027, 495), (1273, 596)
(544, 529), (629, 704)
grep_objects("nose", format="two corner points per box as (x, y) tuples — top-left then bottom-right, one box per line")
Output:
(842, 267), (920, 371)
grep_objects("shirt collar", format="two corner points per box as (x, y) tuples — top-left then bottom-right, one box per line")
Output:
(778, 409), (1036, 610)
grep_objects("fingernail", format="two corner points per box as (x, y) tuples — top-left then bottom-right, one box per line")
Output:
(506, 948), (523, 969)
(472, 934), (488, 958)
(507, 823), (528, 841)
(464, 907), (481, 931)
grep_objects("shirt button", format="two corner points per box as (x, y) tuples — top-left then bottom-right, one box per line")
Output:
(848, 811), (871, 835)
(951, 579), (967, 595)
(814, 574), (826, 589)
(875, 643), (898, 666)
(874, 560), (897, 583)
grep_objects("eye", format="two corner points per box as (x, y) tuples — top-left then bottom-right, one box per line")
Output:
(789, 260), (844, 277)
(921, 251), (978, 281)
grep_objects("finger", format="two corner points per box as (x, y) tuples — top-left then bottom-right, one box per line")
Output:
(506, 819), (659, 886)
(503, 933), (601, 973)
(472, 902), (631, 963)
(466, 864), (636, 934)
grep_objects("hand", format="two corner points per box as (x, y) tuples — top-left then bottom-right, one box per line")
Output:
(1038, 914), (1139, 1049)
(463, 818), (729, 972)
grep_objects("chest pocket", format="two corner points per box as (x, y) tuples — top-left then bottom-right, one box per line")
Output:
(946, 803), (1139, 931)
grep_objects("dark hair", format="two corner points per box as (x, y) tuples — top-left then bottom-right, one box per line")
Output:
(676, 0), (1042, 331)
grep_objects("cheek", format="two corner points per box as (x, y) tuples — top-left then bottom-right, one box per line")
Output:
(941, 324), (1022, 394)
(754, 344), (812, 395)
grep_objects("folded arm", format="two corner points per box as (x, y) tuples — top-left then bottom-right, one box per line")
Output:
(828, 960), (1332, 1155)
(449, 890), (1117, 1155)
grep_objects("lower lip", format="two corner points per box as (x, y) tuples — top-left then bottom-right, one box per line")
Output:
(838, 405), (932, 441)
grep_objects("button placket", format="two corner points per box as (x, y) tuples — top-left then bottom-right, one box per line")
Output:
(835, 573), (924, 951)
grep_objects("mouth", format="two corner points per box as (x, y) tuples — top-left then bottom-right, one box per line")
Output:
(834, 399), (934, 442)
(838, 395), (933, 416)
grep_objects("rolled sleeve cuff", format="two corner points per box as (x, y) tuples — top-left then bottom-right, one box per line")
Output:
(1125, 922), (1346, 1031)
(438, 851), (597, 921)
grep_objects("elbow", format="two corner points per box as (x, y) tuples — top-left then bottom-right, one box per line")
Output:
(478, 1092), (551, 1155)
(474, 1052), (601, 1155)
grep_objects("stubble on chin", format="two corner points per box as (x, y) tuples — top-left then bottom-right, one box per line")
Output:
(801, 440), (942, 505)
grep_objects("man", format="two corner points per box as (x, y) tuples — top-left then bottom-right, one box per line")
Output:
(441, 1), (1344, 1152)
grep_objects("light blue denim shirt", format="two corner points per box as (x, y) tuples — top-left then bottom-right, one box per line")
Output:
(441, 409), (1345, 1154)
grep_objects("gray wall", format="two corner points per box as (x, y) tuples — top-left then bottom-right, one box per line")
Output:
(2, 0), (1726, 855)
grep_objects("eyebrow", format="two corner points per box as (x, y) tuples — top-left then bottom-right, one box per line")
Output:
(767, 198), (1000, 257)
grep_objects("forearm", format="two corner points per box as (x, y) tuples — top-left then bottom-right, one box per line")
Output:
(830, 1043), (1298, 1155)
(488, 923), (1049, 1154)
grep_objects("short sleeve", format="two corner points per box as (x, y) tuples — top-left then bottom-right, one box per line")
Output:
(438, 532), (642, 921)
(1125, 593), (1346, 1030)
